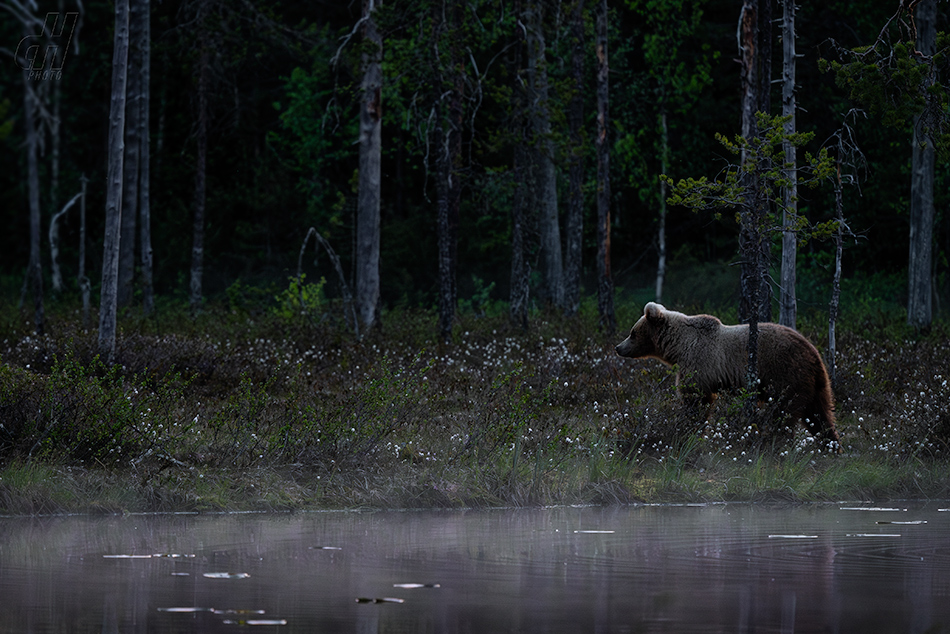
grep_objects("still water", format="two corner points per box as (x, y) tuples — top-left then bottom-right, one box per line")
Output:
(1, 502), (949, 633)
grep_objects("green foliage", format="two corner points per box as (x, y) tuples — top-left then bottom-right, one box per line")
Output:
(820, 38), (950, 127)
(458, 274), (497, 316)
(664, 112), (835, 237)
(823, 29), (950, 151)
(225, 278), (276, 315)
(1, 296), (950, 510)
(204, 373), (276, 468)
(625, 0), (716, 114)
(272, 274), (326, 321)
(0, 352), (191, 467)
(269, 36), (358, 230)
(617, 0), (718, 206)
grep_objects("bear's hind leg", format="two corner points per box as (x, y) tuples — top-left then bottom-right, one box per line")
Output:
(803, 414), (841, 453)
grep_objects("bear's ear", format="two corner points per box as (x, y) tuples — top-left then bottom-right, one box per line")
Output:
(644, 302), (666, 323)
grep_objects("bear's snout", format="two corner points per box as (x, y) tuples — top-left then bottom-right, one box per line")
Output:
(615, 337), (634, 357)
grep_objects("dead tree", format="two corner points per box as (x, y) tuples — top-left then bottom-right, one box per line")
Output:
(99, 0), (130, 363)
(356, 0), (383, 331)
(779, 0), (798, 329)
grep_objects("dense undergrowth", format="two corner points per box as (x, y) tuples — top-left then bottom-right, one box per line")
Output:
(1, 290), (949, 515)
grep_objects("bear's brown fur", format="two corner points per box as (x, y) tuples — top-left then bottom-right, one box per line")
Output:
(615, 302), (839, 445)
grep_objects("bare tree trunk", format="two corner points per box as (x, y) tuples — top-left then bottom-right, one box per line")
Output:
(509, 142), (533, 330)
(22, 78), (45, 335)
(79, 174), (91, 328)
(739, 0), (758, 329)
(908, 0), (936, 331)
(50, 69), (63, 294)
(139, 0), (153, 316)
(779, 0), (797, 329)
(757, 0), (773, 322)
(595, 0), (615, 334)
(508, 13), (535, 331)
(118, 0), (142, 309)
(189, 45), (209, 316)
(828, 164), (844, 386)
(563, 0), (584, 317)
(299, 228), (359, 336)
(740, 202), (763, 392)
(526, 1), (562, 309)
(436, 120), (453, 341)
(49, 192), (82, 302)
(757, 0), (772, 117)
(738, 0), (773, 329)
(356, 0), (383, 331)
(99, 0), (130, 363)
(656, 110), (668, 303)
(739, 0), (758, 164)
(738, 0), (761, 386)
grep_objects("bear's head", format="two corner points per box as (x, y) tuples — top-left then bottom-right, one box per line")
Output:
(615, 302), (666, 360)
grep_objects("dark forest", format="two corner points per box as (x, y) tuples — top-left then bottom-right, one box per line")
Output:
(1, 1), (950, 513)
(1, 0), (947, 335)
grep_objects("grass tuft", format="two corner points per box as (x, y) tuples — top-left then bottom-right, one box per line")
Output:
(0, 296), (948, 514)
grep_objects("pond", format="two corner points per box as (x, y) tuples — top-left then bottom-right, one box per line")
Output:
(1, 502), (949, 633)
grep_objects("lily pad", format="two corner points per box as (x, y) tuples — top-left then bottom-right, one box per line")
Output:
(356, 597), (405, 604)
(202, 572), (251, 579)
(768, 535), (818, 539)
(573, 530), (615, 534)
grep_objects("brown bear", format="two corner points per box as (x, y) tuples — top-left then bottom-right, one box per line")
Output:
(615, 302), (840, 446)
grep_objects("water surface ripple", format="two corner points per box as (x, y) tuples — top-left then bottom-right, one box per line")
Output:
(1, 503), (948, 633)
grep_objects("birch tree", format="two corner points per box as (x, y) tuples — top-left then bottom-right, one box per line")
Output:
(21, 69), (44, 335)
(434, 0), (464, 341)
(79, 174), (91, 327)
(908, 0), (936, 331)
(356, 0), (383, 331)
(113, 0), (152, 313)
(48, 192), (82, 297)
(99, 0), (130, 363)
(827, 116), (865, 385)
(117, 0), (145, 309)
(3, 4), (77, 334)
(138, 0), (153, 316)
(778, 0), (798, 328)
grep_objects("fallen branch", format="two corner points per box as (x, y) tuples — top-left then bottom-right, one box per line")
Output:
(48, 191), (82, 293)
(298, 227), (359, 339)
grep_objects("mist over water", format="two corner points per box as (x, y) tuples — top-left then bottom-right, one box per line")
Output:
(1, 503), (948, 633)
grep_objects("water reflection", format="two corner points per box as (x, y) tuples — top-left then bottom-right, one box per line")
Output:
(1, 503), (949, 632)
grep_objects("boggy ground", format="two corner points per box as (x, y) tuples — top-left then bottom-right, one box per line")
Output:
(1, 299), (949, 515)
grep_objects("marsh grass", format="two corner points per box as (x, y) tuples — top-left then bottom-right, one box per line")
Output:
(1, 297), (949, 514)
